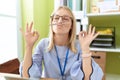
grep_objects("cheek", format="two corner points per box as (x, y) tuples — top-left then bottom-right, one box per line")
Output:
(67, 23), (72, 30)
(64, 25), (72, 33)
(52, 26), (58, 32)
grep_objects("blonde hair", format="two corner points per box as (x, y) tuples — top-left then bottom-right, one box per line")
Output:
(48, 6), (77, 53)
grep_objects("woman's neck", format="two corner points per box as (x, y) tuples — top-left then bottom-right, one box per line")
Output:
(54, 34), (68, 46)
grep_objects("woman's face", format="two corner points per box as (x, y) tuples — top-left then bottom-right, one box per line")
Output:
(51, 9), (72, 35)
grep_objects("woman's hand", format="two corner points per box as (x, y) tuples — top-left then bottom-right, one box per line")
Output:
(20, 22), (39, 48)
(78, 24), (99, 54)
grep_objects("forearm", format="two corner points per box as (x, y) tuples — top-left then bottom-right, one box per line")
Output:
(22, 46), (33, 78)
(82, 49), (92, 80)
(82, 56), (92, 80)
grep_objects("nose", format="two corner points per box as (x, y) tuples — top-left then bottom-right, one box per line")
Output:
(58, 17), (63, 23)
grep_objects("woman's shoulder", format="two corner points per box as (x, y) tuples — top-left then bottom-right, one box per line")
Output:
(74, 39), (81, 51)
(37, 38), (49, 47)
(75, 39), (80, 46)
(39, 38), (49, 43)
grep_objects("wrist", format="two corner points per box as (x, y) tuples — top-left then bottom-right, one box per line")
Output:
(82, 49), (90, 54)
(25, 45), (33, 50)
(81, 52), (92, 58)
(81, 47), (90, 54)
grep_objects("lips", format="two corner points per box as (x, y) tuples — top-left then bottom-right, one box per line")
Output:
(57, 24), (63, 26)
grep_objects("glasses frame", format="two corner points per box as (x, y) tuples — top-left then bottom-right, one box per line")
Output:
(50, 15), (73, 23)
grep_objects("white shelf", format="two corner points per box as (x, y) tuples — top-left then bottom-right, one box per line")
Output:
(90, 48), (120, 52)
(94, 38), (113, 41)
(87, 12), (120, 17)
(72, 11), (84, 19)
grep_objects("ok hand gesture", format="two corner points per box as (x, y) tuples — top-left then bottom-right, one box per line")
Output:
(79, 24), (99, 53)
(20, 22), (39, 48)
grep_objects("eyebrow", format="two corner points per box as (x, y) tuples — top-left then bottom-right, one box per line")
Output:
(54, 14), (70, 17)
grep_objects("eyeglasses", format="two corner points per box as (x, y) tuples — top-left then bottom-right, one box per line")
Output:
(51, 15), (72, 23)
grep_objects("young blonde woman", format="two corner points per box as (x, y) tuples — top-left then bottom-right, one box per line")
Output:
(19, 6), (103, 80)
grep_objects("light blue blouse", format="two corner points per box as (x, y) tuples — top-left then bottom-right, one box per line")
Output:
(19, 38), (103, 80)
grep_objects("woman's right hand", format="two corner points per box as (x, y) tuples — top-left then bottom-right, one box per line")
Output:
(20, 22), (39, 48)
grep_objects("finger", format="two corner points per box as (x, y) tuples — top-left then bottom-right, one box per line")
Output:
(93, 32), (99, 39)
(29, 22), (33, 32)
(35, 31), (39, 37)
(79, 31), (84, 37)
(88, 24), (92, 34)
(91, 26), (95, 35)
(33, 30), (39, 36)
(26, 22), (29, 32)
(79, 31), (87, 37)
(32, 31), (36, 36)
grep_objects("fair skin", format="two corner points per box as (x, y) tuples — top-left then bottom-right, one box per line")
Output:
(21, 9), (99, 80)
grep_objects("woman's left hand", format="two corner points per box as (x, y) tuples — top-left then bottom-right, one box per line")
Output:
(78, 24), (99, 54)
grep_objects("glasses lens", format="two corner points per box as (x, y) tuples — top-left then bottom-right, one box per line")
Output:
(62, 16), (71, 22)
(52, 15), (72, 22)
(53, 15), (60, 22)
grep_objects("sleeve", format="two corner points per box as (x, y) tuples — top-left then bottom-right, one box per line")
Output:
(19, 39), (46, 78)
(90, 59), (104, 80)
(19, 60), (42, 78)
(70, 58), (103, 80)
(70, 58), (84, 80)
(70, 40), (84, 80)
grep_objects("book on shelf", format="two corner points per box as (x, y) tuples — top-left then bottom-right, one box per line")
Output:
(90, 0), (120, 13)
(67, 0), (73, 10)
(54, 0), (83, 11)
(67, 0), (82, 11)
(63, 0), (67, 6)
(54, 0), (66, 10)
